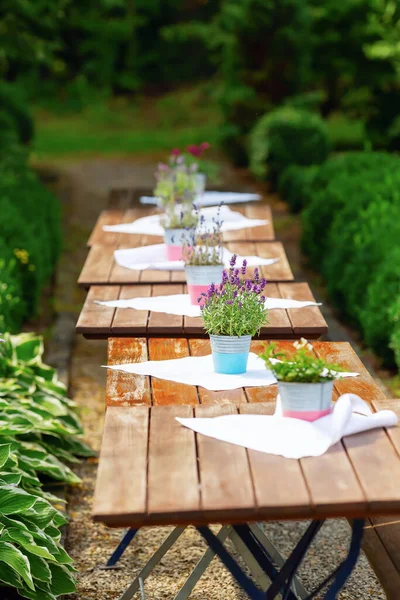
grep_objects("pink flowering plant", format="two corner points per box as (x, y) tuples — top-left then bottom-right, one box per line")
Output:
(154, 151), (198, 208)
(182, 206), (223, 266)
(201, 255), (269, 337)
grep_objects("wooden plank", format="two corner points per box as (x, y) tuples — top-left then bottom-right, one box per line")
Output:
(147, 284), (184, 335)
(189, 339), (247, 406)
(79, 241), (293, 286)
(363, 521), (400, 600)
(278, 282), (328, 337)
(76, 285), (118, 335)
(93, 406), (149, 523)
(148, 338), (199, 406)
(147, 405), (200, 517)
(78, 245), (115, 288)
(118, 207), (162, 247)
(263, 283), (293, 336)
(239, 403), (312, 518)
(111, 285), (151, 335)
(195, 404), (256, 519)
(313, 341), (386, 401)
(222, 205), (274, 242)
(106, 337), (151, 406)
(88, 209), (125, 246)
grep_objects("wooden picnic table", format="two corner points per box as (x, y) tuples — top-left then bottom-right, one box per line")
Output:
(76, 282), (327, 340)
(88, 204), (275, 247)
(93, 338), (400, 599)
(78, 241), (293, 288)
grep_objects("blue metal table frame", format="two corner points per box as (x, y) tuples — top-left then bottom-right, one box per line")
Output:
(100, 519), (365, 599)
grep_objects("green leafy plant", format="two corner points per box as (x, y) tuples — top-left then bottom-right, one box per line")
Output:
(154, 152), (198, 208)
(0, 333), (92, 598)
(201, 256), (268, 337)
(260, 339), (343, 383)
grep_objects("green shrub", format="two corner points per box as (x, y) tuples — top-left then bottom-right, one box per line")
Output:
(301, 151), (400, 367)
(0, 83), (34, 144)
(301, 152), (400, 266)
(278, 164), (317, 213)
(249, 108), (330, 181)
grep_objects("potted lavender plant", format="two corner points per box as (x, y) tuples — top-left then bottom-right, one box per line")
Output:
(162, 205), (198, 261)
(183, 213), (224, 305)
(154, 151), (199, 208)
(201, 255), (268, 374)
(260, 339), (343, 421)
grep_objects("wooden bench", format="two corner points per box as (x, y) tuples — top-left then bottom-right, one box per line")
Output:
(88, 204), (275, 247)
(94, 337), (400, 599)
(78, 241), (293, 288)
(76, 282), (328, 340)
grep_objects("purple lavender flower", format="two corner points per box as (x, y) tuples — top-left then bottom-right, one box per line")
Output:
(254, 267), (260, 282)
(226, 300), (234, 305)
(222, 270), (229, 284)
(241, 260), (247, 275)
(252, 284), (260, 294)
(238, 302), (243, 308)
(232, 290), (238, 299)
(245, 280), (252, 291)
(260, 278), (267, 289)
(260, 295), (266, 302)
(229, 254), (237, 267)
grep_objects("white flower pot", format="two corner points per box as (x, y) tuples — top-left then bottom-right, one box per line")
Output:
(278, 380), (334, 422)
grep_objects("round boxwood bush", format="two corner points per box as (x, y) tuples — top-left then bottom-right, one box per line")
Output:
(278, 164), (317, 213)
(249, 107), (331, 181)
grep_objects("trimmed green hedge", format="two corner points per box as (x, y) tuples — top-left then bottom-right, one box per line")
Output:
(0, 88), (62, 332)
(299, 151), (400, 367)
(249, 107), (331, 182)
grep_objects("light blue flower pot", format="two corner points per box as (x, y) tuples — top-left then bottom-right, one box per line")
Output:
(210, 334), (252, 374)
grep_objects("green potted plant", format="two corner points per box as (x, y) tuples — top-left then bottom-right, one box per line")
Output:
(201, 255), (268, 374)
(183, 213), (224, 305)
(260, 339), (343, 421)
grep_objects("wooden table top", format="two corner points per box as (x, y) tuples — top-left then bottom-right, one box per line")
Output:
(88, 204), (275, 247)
(76, 282), (328, 339)
(78, 241), (293, 288)
(93, 338), (400, 527)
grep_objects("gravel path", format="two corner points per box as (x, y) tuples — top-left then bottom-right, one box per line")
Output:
(47, 156), (386, 599)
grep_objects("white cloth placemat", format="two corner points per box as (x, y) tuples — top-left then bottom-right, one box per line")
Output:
(103, 205), (268, 236)
(114, 245), (278, 272)
(176, 394), (398, 458)
(140, 191), (262, 207)
(95, 293), (321, 318)
(106, 352), (358, 391)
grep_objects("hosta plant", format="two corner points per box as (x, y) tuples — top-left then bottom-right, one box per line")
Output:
(0, 333), (93, 598)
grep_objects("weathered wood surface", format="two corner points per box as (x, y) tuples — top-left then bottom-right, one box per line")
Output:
(76, 282), (327, 339)
(78, 241), (294, 288)
(94, 340), (400, 526)
(88, 204), (275, 247)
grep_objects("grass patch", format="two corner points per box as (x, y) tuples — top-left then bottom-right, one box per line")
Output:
(33, 86), (222, 158)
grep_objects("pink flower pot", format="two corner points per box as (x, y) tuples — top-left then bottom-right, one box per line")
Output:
(185, 265), (224, 306)
(164, 228), (190, 262)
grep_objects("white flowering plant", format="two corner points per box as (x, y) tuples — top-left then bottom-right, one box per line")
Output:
(260, 338), (344, 383)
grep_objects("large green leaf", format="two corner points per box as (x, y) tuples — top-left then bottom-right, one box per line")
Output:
(20, 550), (52, 584)
(48, 563), (76, 595)
(14, 336), (43, 365)
(0, 560), (23, 588)
(0, 472), (22, 485)
(2, 528), (57, 561)
(0, 541), (34, 590)
(0, 485), (37, 515)
(0, 444), (11, 469)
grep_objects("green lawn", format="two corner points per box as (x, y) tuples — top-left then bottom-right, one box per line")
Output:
(32, 87), (222, 159)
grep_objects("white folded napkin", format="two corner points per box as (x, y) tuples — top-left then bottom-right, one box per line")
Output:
(176, 394), (398, 459)
(106, 352), (358, 391)
(95, 293), (321, 318)
(140, 191), (262, 207)
(114, 245), (278, 272)
(103, 205), (268, 236)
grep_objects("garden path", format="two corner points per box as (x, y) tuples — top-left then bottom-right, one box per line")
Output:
(44, 155), (385, 599)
